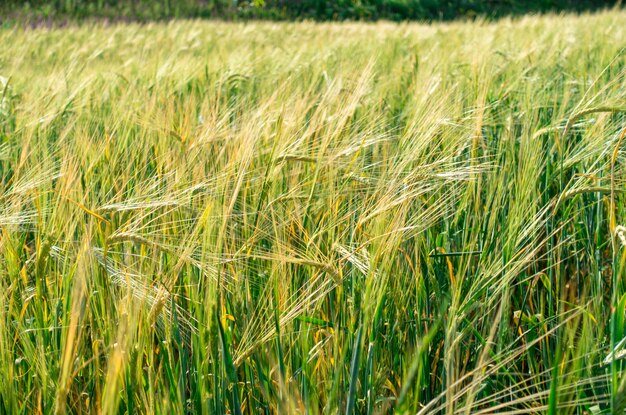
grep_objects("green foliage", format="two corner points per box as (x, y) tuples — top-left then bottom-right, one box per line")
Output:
(0, 0), (620, 22)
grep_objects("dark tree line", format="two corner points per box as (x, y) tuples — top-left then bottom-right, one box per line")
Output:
(2, 0), (620, 22)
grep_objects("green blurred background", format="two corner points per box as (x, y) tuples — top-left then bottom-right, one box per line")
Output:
(0, 0), (621, 22)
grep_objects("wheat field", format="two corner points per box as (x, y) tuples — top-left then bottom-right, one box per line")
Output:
(1, 10), (626, 414)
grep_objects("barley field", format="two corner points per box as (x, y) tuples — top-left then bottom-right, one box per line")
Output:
(1, 10), (626, 414)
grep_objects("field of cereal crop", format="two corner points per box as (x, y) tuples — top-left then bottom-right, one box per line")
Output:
(1, 11), (626, 414)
